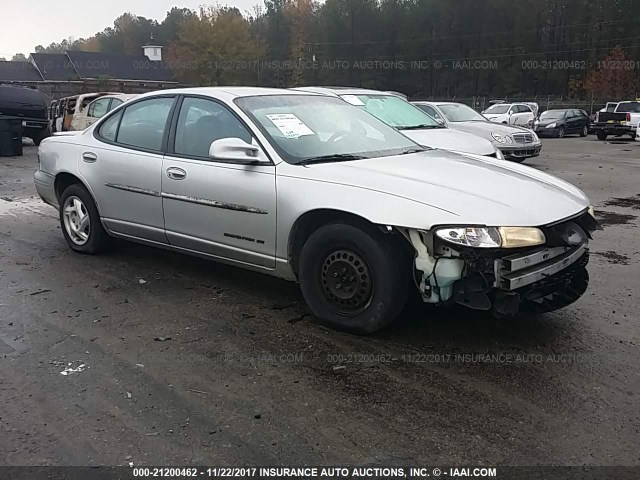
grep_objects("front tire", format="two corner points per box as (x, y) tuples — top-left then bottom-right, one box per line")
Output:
(580, 126), (588, 137)
(557, 127), (565, 138)
(298, 222), (409, 334)
(59, 184), (110, 254)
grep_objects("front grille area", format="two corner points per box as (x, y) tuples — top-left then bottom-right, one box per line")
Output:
(504, 148), (540, 157)
(498, 245), (586, 290)
(512, 132), (534, 144)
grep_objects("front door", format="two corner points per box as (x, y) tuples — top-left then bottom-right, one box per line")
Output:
(79, 95), (176, 243)
(161, 96), (277, 268)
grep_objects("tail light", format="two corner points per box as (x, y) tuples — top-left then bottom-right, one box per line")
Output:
(626, 112), (631, 123)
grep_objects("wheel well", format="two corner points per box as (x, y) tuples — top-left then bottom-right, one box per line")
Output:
(288, 209), (411, 276)
(54, 173), (83, 202)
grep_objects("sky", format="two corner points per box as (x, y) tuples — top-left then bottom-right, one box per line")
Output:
(0, 0), (258, 58)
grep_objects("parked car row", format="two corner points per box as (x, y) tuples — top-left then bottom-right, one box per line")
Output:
(413, 101), (541, 162)
(35, 86), (600, 334)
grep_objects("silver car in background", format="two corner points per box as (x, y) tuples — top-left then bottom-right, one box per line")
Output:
(414, 101), (542, 163)
(35, 87), (598, 334)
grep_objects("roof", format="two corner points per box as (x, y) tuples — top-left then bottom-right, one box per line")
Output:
(65, 51), (176, 83)
(294, 86), (389, 97)
(133, 86), (321, 101)
(30, 53), (80, 81)
(0, 61), (45, 82)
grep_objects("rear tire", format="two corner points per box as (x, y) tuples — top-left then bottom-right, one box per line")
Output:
(596, 131), (607, 141)
(59, 183), (111, 254)
(298, 222), (409, 334)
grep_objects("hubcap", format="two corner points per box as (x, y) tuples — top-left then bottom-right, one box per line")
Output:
(320, 249), (373, 315)
(63, 196), (90, 246)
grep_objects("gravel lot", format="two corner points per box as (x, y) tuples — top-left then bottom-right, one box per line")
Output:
(0, 137), (638, 466)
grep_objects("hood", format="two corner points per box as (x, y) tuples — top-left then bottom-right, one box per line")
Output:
(536, 118), (565, 127)
(400, 127), (495, 155)
(286, 150), (589, 228)
(449, 121), (534, 138)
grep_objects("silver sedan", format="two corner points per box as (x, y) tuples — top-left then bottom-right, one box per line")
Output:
(35, 87), (597, 334)
(413, 101), (542, 162)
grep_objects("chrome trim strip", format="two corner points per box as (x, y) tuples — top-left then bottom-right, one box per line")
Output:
(500, 244), (587, 291)
(161, 192), (268, 215)
(105, 183), (160, 197)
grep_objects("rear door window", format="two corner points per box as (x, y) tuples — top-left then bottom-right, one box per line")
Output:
(115, 97), (175, 151)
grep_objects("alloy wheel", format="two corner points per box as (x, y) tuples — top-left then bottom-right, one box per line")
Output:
(62, 196), (91, 245)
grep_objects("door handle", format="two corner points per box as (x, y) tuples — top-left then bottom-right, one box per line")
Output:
(82, 152), (97, 163)
(166, 167), (187, 180)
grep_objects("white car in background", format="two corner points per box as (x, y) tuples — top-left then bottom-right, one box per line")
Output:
(71, 94), (137, 131)
(295, 87), (505, 159)
(482, 103), (535, 127)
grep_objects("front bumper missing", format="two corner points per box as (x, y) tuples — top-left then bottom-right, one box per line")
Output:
(450, 244), (590, 316)
(496, 244), (587, 291)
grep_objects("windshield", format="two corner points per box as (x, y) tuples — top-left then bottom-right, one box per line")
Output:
(235, 95), (424, 165)
(341, 94), (442, 129)
(483, 104), (510, 114)
(616, 102), (640, 113)
(540, 110), (565, 120)
(438, 104), (487, 122)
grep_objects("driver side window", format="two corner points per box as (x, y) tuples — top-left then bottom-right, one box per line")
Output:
(174, 97), (253, 158)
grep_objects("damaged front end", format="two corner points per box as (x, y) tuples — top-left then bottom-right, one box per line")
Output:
(401, 209), (601, 317)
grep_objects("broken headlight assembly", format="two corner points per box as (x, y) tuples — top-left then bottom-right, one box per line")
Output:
(435, 226), (546, 248)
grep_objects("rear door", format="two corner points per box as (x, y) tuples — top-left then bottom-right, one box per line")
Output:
(79, 95), (177, 243)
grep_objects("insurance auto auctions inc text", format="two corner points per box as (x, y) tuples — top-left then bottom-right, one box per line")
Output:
(255, 466), (497, 478)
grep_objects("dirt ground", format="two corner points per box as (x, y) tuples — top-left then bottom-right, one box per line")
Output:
(0, 136), (638, 467)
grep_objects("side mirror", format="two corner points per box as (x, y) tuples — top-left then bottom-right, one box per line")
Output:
(209, 137), (267, 164)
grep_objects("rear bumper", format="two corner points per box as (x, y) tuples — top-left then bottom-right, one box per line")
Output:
(592, 123), (635, 135)
(34, 170), (58, 209)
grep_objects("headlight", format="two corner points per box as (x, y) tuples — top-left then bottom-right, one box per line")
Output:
(435, 227), (501, 248)
(491, 132), (505, 143)
(435, 226), (545, 248)
(588, 206), (595, 218)
(546, 123), (556, 128)
(494, 148), (504, 160)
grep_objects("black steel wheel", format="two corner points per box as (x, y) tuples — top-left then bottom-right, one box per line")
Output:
(320, 249), (373, 315)
(298, 221), (409, 334)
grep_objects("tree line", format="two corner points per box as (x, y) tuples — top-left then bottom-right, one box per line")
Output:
(19, 0), (640, 99)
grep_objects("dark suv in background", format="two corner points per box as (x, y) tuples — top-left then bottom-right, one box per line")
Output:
(0, 85), (51, 145)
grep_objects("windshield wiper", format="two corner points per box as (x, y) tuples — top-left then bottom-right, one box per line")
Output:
(298, 154), (366, 165)
(398, 124), (444, 130)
